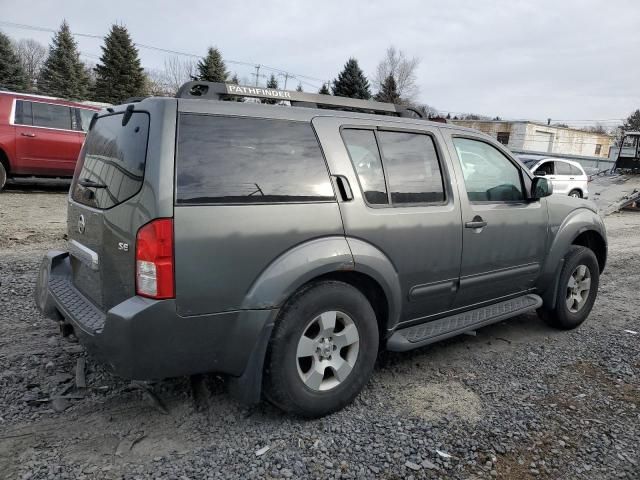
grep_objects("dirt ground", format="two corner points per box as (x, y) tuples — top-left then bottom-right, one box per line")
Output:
(0, 184), (638, 479)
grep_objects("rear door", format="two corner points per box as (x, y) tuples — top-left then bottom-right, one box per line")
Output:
(446, 134), (548, 308)
(313, 117), (463, 323)
(13, 100), (82, 176)
(552, 161), (573, 195)
(67, 110), (150, 310)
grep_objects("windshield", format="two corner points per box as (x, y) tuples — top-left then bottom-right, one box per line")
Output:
(71, 112), (149, 209)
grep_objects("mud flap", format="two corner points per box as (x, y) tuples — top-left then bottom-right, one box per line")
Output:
(34, 250), (67, 320)
(226, 317), (276, 405)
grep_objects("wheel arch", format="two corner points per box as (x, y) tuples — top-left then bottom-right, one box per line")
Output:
(538, 207), (607, 308)
(0, 146), (9, 175)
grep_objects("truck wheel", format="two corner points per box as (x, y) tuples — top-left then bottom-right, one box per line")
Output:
(264, 281), (378, 417)
(569, 189), (582, 198)
(0, 162), (7, 191)
(538, 245), (599, 330)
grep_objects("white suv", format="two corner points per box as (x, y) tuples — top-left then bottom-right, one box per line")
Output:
(524, 158), (589, 199)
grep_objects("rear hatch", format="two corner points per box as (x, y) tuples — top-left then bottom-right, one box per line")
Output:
(67, 110), (150, 310)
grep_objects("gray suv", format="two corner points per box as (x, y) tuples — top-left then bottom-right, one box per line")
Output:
(35, 82), (607, 417)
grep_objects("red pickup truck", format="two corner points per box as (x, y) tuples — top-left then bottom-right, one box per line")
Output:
(0, 91), (101, 191)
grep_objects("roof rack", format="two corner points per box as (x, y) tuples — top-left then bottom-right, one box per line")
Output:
(175, 81), (422, 118)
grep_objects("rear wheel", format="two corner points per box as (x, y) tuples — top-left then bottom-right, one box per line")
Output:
(538, 245), (599, 330)
(0, 162), (7, 191)
(264, 281), (378, 417)
(569, 189), (582, 198)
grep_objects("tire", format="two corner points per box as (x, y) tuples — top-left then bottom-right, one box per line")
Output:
(538, 245), (599, 330)
(569, 189), (582, 198)
(0, 162), (7, 192)
(264, 281), (379, 417)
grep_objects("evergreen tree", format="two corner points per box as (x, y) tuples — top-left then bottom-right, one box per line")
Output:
(374, 74), (400, 104)
(93, 25), (145, 104)
(266, 73), (278, 89)
(332, 58), (371, 100)
(0, 31), (28, 91)
(196, 47), (228, 83)
(623, 109), (640, 132)
(296, 83), (303, 92)
(230, 73), (239, 84)
(38, 21), (89, 99)
(318, 83), (331, 95)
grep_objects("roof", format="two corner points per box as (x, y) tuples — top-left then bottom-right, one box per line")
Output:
(0, 90), (100, 109)
(623, 131), (640, 136)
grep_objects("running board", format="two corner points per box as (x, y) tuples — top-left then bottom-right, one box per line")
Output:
(387, 294), (542, 352)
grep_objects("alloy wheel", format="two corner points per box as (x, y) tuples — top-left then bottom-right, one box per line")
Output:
(296, 310), (360, 391)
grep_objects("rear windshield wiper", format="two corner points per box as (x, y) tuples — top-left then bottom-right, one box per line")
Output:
(79, 179), (107, 189)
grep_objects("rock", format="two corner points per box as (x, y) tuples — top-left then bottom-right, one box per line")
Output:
(421, 460), (437, 470)
(51, 397), (69, 412)
(405, 461), (421, 471)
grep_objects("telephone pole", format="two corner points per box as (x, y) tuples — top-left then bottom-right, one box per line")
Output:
(251, 64), (262, 86)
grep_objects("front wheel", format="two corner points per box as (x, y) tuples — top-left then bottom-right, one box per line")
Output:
(264, 281), (378, 417)
(538, 245), (599, 330)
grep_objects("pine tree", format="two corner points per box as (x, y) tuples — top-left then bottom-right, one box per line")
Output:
(332, 58), (371, 100)
(374, 74), (400, 104)
(230, 73), (239, 85)
(296, 83), (303, 92)
(38, 21), (89, 99)
(0, 31), (28, 91)
(266, 73), (278, 89)
(623, 110), (640, 132)
(196, 47), (228, 83)
(318, 83), (331, 95)
(93, 25), (145, 104)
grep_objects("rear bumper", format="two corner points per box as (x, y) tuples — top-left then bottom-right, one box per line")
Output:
(35, 251), (276, 382)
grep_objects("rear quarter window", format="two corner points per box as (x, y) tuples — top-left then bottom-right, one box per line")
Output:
(176, 115), (335, 204)
(71, 112), (149, 209)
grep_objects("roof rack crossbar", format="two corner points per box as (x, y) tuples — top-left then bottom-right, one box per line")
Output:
(175, 81), (421, 118)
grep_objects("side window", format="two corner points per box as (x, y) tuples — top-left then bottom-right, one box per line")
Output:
(341, 129), (388, 204)
(31, 102), (73, 130)
(453, 138), (524, 202)
(554, 162), (572, 175)
(14, 100), (33, 125)
(77, 108), (96, 133)
(535, 161), (554, 176)
(377, 131), (445, 204)
(569, 164), (583, 176)
(176, 115), (335, 204)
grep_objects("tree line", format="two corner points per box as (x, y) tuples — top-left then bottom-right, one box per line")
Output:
(0, 21), (427, 107)
(1, 21), (638, 131)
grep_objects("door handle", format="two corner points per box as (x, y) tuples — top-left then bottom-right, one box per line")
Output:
(569, 177), (575, 180)
(332, 175), (353, 201)
(20, 132), (36, 138)
(465, 216), (487, 229)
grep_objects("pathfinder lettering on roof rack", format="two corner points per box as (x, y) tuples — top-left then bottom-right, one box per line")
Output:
(227, 85), (292, 99)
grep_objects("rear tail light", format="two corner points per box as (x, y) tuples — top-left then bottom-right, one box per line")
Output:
(135, 218), (175, 299)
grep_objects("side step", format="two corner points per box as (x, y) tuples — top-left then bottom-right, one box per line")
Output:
(387, 294), (542, 352)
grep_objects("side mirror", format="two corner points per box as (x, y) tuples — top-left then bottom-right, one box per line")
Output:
(531, 176), (553, 200)
(534, 169), (546, 176)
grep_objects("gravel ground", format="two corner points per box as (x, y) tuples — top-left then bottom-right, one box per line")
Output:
(0, 186), (638, 480)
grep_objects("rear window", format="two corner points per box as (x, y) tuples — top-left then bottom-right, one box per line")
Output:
(71, 112), (149, 209)
(176, 114), (334, 204)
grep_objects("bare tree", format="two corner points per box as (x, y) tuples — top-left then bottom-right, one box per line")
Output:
(166, 56), (196, 93)
(373, 46), (420, 102)
(13, 38), (47, 90)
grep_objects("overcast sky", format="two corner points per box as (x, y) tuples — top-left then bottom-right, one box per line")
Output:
(1, 0), (638, 126)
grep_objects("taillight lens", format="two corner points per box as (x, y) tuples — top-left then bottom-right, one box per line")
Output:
(135, 218), (175, 299)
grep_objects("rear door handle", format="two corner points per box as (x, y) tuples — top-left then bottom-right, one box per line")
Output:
(333, 175), (353, 201)
(20, 132), (36, 137)
(465, 216), (487, 229)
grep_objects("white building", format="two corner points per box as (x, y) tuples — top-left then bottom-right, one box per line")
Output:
(450, 120), (614, 158)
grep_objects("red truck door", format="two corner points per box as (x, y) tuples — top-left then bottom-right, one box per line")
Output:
(13, 100), (84, 176)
